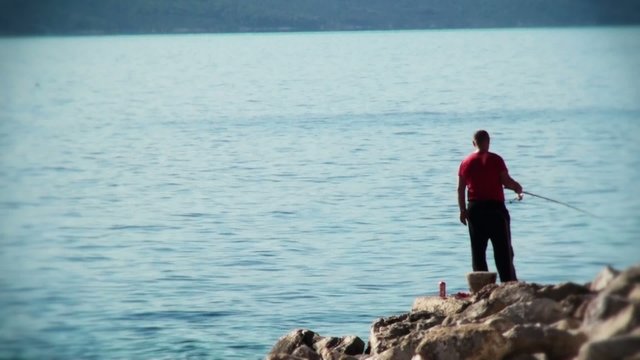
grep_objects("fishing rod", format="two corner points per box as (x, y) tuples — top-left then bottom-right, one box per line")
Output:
(510, 191), (600, 218)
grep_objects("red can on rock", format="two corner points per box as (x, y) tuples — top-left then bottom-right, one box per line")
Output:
(439, 281), (446, 298)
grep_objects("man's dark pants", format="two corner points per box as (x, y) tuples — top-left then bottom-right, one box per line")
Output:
(467, 200), (517, 282)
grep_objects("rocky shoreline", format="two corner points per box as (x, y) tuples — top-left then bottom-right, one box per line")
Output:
(266, 265), (640, 360)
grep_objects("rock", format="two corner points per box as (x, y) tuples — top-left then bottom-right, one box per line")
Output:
(586, 303), (640, 341)
(266, 264), (640, 360)
(415, 324), (511, 360)
(369, 311), (444, 355)
(373, 338), (421, 360)
(267, 354), (307, 360)
(314, 337), (340, 351)
(339, 336), (366, 356)
(502, 324), (587, 360)
(576, 334), (640, 360)
(314, 335), (365, 357)
(267, 329), (365, 360)
(506, 354), (549, 360)
(599, 264), (640, 298)
(559, 293), (595, 319)
(589, 265), (621, 292)
(291, 345), (322, 360)
(318, 347), (361, 360)
(629, 284), (640, 302)
(483, 315), (517, 332)
(489, 282), (538, 306)
(467, 271), (498, 293)
(534, 282), (593, 322)
(583, 293), (630, 326)
(496, 298), (567, 326)
(473, 283), (500, 301)
(269, 329), (319, 357)
(550, 318), (582, 331)
(376, 324), (511, 360)
(459, 298), (507, 321)
(411, 296), (470, 317)
(582, 265), (640, 341)
(536, 282), (591, 302)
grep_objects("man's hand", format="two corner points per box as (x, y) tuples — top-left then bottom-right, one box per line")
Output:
(514, 184), (523, 196)
(457, 175), (468, 226)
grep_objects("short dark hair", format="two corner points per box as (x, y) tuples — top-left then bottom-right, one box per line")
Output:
(473, 130), (490, 144)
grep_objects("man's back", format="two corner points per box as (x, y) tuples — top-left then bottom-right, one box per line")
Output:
(459, 151), (506, 202)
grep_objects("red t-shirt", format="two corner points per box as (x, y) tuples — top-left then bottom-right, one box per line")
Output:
(458, 151), (507, 201)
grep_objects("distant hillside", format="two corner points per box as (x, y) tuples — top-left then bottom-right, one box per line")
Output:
(1, 0), (640, 35)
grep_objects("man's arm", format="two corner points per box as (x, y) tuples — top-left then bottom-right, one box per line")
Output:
(500, 171), (523, 195)
(458, 175), (467, 225)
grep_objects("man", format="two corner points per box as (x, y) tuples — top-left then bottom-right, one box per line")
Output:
(458, 130), (523, 282)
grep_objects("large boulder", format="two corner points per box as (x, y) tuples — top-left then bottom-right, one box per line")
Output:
(495, 298), (567, 326)
(291, 345), (322, 360)
(505, 354), (549, 360)
(266, 264), (640, 360)
(502, 324), (587, 360)
(489, 282), (539, 305)
(482, 315), (517, 333)
(267, 329), (365, 360)
(454, 298), (507, 323)
(629, 284), (640, 302)
(585, 302), (640, 340)
(582, 293), (630, 327)
(368, 311), (444, 355)
(472, 283), (500, 301)
(370, 338), (421, 360)
(411, 296), (470, 317)
(549, 318), (582, 331)
(268, 329), (319, 358)
(589, 265), (620, 292)
(582, 264), (640, 340)
(536, 282), (591, 303)
(314, 335), (366, 358)
(372, 324), (510, 360)
(414, 323), (511, 360)
(317, 348), (362, 360)
(267, 354), (309, 360)
(576, 333), (640, 360)
(598, 265), (640, 299)
(558, 293), (595, 320)
(443, 283), (574, 329)
(575, 264), (640, 359)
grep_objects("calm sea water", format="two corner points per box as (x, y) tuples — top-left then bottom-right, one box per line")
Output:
(1, 27), (639, 359)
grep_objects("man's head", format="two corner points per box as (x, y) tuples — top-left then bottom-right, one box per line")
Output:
(473, 130), (490, 152)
